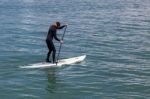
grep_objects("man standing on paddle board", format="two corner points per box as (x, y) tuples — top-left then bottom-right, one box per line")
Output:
(46, 22), (67, 63)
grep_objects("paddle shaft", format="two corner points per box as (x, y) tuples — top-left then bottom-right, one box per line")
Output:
(56, 26), (67, 64)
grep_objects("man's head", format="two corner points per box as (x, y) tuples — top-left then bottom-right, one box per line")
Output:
(54, 22), (60, 29)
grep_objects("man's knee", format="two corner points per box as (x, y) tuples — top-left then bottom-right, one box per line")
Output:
(53, 49), (56, 53)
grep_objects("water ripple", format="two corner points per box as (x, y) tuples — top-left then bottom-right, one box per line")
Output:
(1, 0), (150, 99)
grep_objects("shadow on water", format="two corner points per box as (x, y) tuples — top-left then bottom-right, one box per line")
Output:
(45, 65), (70, 94)
(45, 68), (58, 93)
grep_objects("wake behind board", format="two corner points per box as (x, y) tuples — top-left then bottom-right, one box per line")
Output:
(20, 55), (86, 69)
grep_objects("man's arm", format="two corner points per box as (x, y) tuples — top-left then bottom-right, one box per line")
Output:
(58, 25), (67, 29)
(53, 29), (60, 41)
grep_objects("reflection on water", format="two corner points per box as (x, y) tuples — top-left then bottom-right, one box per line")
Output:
(46, 69), (57, 93)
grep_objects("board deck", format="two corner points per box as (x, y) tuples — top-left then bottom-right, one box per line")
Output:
(20, 55), (86, 69)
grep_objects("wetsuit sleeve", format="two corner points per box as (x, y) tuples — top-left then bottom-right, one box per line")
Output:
(53, 29), (60, 41)
(58, 25), (66, 29)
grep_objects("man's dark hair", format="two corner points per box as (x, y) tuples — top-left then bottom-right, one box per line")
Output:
(56, 22), (60, 27)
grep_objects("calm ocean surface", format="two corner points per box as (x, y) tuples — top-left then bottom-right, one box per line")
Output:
(0, 0), (150, 99)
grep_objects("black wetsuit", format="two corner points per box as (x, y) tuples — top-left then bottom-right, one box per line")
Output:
(46, 25), (66, 63)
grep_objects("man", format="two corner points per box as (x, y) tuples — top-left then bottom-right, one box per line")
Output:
(46, 22), (67, 63)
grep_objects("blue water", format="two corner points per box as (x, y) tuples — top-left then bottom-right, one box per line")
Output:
(0, 0), (150, 98)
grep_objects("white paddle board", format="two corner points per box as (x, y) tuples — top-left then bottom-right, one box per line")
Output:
(20, 55), (86, 69)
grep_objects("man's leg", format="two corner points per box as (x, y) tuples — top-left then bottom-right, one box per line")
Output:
(46, 40), (52, 62)
(51, 42), (56, 63)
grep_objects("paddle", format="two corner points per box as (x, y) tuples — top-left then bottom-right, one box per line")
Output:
(56, 25), (67, 65)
